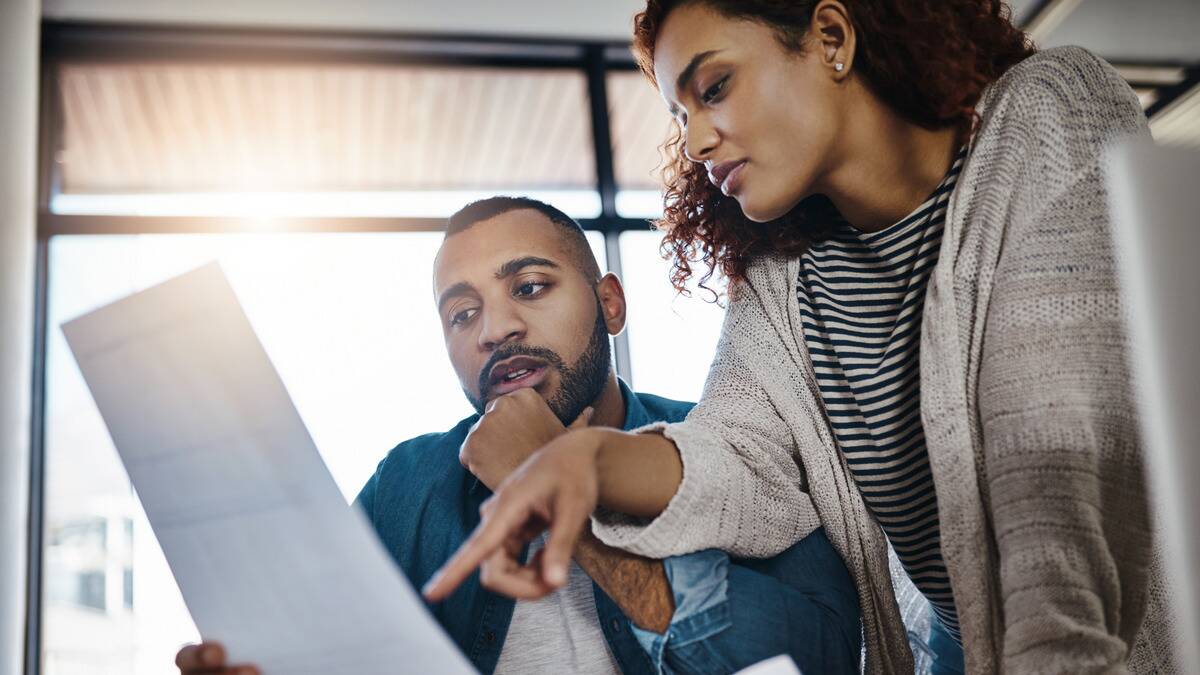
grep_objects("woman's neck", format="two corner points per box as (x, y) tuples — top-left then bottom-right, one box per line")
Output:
(817, 87), (961, 234)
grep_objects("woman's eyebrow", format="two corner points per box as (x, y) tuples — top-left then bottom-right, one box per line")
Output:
(676, 49), (723, 96)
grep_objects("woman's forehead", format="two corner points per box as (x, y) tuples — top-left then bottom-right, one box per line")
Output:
(653, 6), (766, 101)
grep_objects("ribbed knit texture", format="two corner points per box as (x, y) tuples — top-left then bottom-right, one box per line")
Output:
(593, 47), (1176, 673)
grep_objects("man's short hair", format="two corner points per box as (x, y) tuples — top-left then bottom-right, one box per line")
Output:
(445, 196), (601, 281)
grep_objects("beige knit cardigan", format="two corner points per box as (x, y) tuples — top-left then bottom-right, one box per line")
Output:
(594, 47), (1178, 673)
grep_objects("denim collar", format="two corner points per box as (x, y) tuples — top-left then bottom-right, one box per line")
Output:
(617, 378), (651, 431)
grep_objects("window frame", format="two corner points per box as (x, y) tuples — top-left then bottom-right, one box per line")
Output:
(28, 22), (659, 675)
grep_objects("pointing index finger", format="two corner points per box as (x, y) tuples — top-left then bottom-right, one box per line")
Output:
(422, 495), (533, 602)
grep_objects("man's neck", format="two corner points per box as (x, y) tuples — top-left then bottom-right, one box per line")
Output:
(588, 373), (626, 430)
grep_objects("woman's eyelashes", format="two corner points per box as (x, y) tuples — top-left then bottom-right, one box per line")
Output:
(668, 74), (728, 127)
(700, 75), (729, 105)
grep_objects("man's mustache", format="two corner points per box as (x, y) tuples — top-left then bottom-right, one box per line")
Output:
(477, 344), (565, 399)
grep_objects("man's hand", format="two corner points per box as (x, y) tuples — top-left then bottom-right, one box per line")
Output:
(460, 387), (592, 491)
(175, 642), (259, 675)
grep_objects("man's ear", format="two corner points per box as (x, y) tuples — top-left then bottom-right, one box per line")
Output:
(595, 272), (627, 336)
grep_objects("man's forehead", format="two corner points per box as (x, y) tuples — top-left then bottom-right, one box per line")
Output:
(433, 212), (571, 291)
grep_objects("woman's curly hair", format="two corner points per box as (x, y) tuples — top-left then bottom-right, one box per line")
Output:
(633, 0), (1035, 295)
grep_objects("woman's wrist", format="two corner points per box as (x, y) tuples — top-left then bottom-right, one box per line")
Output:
(590, 428), (683, 518)
(555, 427), (627, 508)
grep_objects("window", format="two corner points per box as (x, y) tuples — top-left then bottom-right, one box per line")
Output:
(607, 71), (676, 219)
(54, 61), (602, 218)
(45, 518), (107, 612)
(619, 230), (726, 402)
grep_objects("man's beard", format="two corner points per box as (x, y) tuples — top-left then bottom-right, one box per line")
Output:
(465, 297), (611, 425)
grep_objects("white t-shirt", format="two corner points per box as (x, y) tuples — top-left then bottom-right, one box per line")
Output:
(493, 534), (621, 674)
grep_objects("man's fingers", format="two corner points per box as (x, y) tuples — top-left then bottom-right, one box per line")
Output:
(422, 495), (534, 601)
(175, 644), (202, 669)
(567, 407), (594, 430)
(175, 643), (260, 675)
(176, 642), (224, 670)
(541, 492), (592, 589)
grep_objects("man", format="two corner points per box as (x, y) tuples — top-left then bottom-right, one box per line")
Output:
(175, 197), (861, 675)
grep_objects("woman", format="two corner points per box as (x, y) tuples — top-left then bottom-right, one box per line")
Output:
(425, 1), (1174, 672)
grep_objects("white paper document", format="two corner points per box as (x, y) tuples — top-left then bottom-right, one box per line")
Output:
(62, 263), (476, 675)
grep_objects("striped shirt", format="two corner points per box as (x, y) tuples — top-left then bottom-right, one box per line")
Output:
(795, 148), (967, 640)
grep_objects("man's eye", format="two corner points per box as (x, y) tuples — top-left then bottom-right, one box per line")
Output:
(449, 308), (477, 326)
(701, 76), (727, 104)
(515, 282), (549, 297)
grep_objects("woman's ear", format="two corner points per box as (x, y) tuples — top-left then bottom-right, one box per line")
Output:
(812, 0), (856, 80)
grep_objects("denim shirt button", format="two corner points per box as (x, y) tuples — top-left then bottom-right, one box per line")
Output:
(610, 618), (623, 632)
(484, 630), (496, 643)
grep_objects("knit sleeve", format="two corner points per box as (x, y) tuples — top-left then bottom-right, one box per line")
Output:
(592, 261), (822, 559)
(977, 47), (1153, 673)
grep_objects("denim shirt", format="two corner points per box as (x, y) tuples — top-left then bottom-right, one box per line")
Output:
(355, 380), (863, 674)
(354, 381), (690, 674)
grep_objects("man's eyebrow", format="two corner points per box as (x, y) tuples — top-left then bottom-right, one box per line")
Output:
(436, 281), (474, 313)
(495, 256), (559, 279)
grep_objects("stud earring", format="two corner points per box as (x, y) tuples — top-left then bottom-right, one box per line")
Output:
(835, 62), (845, 72)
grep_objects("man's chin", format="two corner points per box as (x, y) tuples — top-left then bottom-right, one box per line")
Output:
(483, 383), (548, 406)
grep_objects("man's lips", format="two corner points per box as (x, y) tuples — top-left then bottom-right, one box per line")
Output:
(708, 159), (747, 195)
(488, 365), (549, 397)
(485, 356), (550, 397)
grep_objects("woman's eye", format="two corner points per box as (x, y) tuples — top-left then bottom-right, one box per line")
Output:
(701, 77), (728, 104)
(515, 282), (549, 297)
(449, 308), (477, 327)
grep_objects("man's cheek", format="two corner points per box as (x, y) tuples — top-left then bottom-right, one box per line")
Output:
(456, 366), (482, 399)
(535, 368), (562, 397)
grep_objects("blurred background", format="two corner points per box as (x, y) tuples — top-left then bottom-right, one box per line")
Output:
(0, 1), (1196, 674)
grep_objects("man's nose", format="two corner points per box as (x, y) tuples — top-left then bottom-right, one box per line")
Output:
(477, 305), (526, 351)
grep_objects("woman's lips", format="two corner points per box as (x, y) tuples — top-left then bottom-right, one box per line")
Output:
(708, 160), (748, 196)
(488, 365), (548, 397)
(719, 161), (747, 196)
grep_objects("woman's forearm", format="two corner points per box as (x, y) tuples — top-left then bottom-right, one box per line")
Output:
(587, 428), (683, 518)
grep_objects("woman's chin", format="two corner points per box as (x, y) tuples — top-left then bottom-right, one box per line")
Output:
(737, 196), (791, 224)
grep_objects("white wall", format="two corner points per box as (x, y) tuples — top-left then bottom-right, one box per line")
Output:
(0, 0), (39, 673)
(42, 0), (646, 41)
